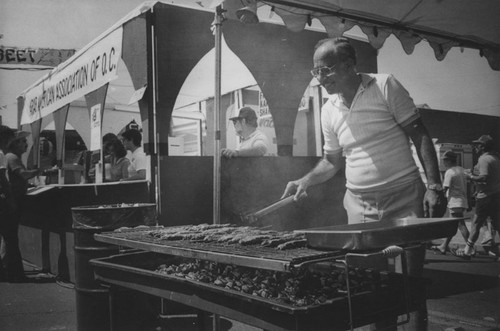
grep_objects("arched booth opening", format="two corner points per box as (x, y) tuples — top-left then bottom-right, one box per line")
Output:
(153, 3), (376, 229)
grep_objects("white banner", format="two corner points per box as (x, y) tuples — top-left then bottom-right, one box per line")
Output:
(20, 27), (123, 125)
(90, 103), (102, 151)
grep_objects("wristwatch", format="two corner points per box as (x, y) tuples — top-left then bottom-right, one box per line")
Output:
(427, 183), (444, 192)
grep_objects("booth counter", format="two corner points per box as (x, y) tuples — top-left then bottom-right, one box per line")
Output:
(18, 180), (152, 282)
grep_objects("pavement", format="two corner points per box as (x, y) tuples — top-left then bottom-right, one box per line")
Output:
(1, 221), (499, 331)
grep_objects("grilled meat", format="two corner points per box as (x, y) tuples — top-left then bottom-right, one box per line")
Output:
(277, 239), (308, 250)
(142, 224), (308, 250)
(238, 234), (274, 246)
(261, 233), (304, 247)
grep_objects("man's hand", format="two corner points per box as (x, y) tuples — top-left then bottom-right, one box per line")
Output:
(282, 178), (310, 202)
(423, 189), (447, 218)
(221, 148), (239, 159)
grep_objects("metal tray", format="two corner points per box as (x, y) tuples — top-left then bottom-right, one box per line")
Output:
(296, 218), (461, 251)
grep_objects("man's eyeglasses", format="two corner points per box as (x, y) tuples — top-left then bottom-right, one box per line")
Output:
(310, 64), (338, 78)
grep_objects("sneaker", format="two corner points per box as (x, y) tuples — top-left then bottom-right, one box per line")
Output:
(483, 245), (499, 257)
(487, 250), (498, 258)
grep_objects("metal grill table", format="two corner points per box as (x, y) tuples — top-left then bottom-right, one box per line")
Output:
(91, 226), (429, 331)
(91, 251), (427, 331)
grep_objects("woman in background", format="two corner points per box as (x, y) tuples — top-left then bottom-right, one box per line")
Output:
(108, 138), (130, 181)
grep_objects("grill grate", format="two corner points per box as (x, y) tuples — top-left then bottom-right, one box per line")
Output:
(95, 227), (343, 272)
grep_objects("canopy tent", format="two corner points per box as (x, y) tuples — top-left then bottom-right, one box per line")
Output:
(218, 0), (500, 71)
(14, 0), (499, 226)
(17, 0), (500, 129)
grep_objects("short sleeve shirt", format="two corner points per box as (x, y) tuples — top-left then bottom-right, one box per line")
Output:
(238, 129), (270, 156)
(321, 73), (421, 192)
(475, 152), (500, 198)
(127, 147), (148, 178)
(443, 166), (468, 208)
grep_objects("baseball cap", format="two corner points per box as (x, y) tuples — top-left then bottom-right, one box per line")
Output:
(472, 135), (493, 145)
(229, 106), (258, 122)
(441, 150), (457, 161)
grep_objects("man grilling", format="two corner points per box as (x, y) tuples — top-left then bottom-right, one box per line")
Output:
(282, 37), (446, 330)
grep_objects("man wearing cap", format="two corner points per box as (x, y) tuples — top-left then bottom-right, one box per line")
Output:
(431, 150), (470, 254)
(222, 106), (270, 158)
(453, 135), (500, 259)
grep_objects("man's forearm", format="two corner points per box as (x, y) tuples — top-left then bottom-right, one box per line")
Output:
(236, 145), (266, 157)
(404, 119), (441, 185)
(418, 134), (442, 185)
(302, 153), (343, 187)
(122, 170), (146, 181)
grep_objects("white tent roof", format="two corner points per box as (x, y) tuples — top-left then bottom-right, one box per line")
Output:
(16, 0), (500, 125)
(219, 0), (500, 71)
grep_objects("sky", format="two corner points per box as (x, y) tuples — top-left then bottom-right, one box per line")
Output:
(1, 0), (499, 128)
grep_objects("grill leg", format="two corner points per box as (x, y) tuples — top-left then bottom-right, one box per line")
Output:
(212, 313), (220, 331)
(197, 310), (206, 331)
(108, 286), (115, 331)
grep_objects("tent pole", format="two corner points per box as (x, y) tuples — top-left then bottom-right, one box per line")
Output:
(212, 6), (224, 331)
(213, 5), (223, 226)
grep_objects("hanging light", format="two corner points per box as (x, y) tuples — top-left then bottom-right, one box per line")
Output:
(236, 0), (259, 24)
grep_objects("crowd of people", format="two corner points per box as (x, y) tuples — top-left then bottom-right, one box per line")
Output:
(90, 128), (148, 183)
(0, 126), (148, 282)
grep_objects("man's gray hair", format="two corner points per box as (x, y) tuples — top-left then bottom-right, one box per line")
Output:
(314, 37), (357, 65)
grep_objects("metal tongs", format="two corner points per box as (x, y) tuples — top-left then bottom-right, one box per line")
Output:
(240, 195), (295, 225)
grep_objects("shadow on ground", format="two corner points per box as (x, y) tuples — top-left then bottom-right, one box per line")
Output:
(423, 267), (499, 299)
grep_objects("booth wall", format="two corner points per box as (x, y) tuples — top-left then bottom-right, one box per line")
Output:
(19, 181), (151, 282)
(158, 156), (347, 230)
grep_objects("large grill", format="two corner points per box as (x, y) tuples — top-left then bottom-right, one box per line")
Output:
(90, 224), (438, 330)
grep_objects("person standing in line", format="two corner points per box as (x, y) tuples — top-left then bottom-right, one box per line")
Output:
(87, 132), (118, 182)
(0, 125), (27, 282)
(120, 129), (148, 181)
(452, 135), (500, 259)
(2, 131), (40, 282)
(7, 131), (39, 199)
(107, 138), (131, 182)
(430, 150), (470, 254)
(282, 37), (446, 330)
(102, 132), (118, 181)
(222, 106), (270, 158)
